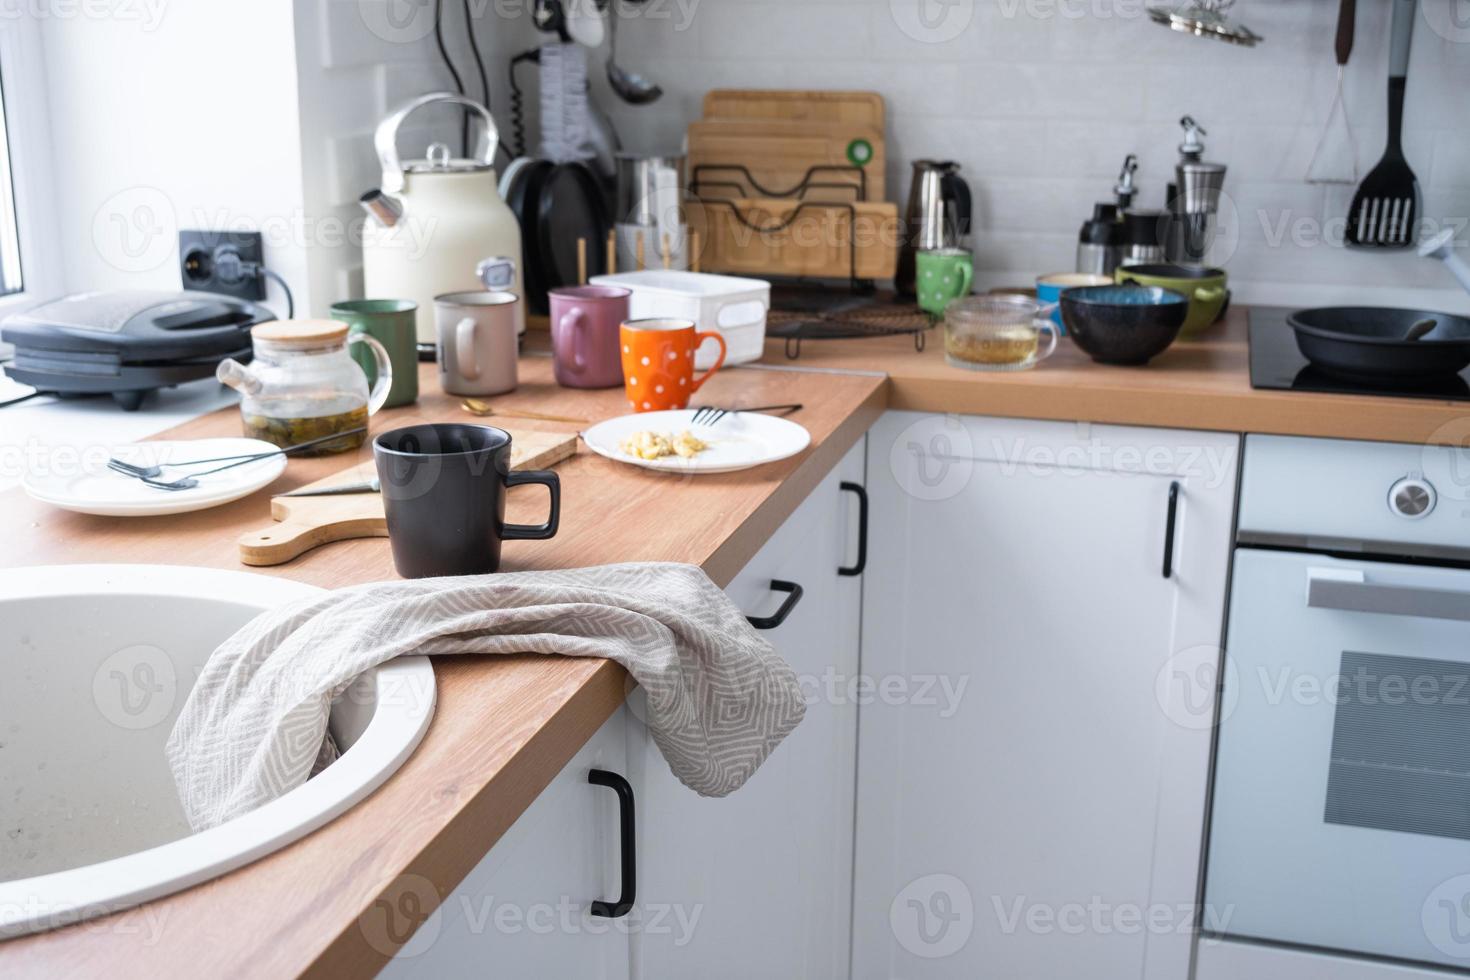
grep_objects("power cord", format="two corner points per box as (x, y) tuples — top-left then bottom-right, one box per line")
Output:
(433, 0), (470, 156)
(258, 267), (295, 319)
(214, 247), (295, 318)
(464, 0), (491, 113)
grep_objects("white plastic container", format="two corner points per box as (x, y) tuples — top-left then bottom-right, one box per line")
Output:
(589, 269), (770, 369)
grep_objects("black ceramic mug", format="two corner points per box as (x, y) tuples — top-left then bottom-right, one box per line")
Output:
(372, 423), (560, 578)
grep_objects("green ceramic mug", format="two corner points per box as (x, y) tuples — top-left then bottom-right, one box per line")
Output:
(331, 299), (419, 408)
(1114, 264), (1227, 337)
(916, 248), (975, 317)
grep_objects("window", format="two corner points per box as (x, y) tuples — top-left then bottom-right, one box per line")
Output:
(0, 12), (57, 315)
(0, 60), (24, 296)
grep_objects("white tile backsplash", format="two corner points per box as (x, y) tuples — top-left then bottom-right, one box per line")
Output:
(605, 0), (1470, 307)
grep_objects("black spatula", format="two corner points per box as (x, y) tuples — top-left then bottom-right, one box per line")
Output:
(1347, 0), (1420, 248)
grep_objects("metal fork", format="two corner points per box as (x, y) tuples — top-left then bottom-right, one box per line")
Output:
(107, 427), (369, 479)
(690, 404), (803, 426)
(111, 427), (368, 490)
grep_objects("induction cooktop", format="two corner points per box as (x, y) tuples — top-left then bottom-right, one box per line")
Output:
(1248, 306), (1470, 401)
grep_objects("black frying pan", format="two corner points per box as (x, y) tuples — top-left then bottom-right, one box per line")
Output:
(1288, 306), (1470, 380)
(536, 161), (611, 306)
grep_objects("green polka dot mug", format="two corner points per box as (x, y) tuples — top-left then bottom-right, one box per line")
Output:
(916, 247), (975, 317)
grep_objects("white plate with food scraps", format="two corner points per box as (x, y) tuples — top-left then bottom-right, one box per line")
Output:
(581, 409), (811, 474)
(22, 438), (287, 516)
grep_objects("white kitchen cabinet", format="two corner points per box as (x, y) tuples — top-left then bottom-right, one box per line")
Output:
(379, 707), (633, 979)
(379, 439), (867, 980)
(625, 438), (867, 980)
(851, 412), (1238, 980)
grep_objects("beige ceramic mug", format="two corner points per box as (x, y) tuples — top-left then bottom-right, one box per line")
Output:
(435, 291), (519, 396)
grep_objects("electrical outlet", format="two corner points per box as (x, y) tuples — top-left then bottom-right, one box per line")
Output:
(178, 230), (266, 301)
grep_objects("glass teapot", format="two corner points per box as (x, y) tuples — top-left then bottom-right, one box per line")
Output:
(216, 319), (391, 455)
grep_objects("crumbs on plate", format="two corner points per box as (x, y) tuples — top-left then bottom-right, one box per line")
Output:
(619, 429), (709, 460)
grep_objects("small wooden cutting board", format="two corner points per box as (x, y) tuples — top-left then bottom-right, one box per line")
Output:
(238, 429), (578, 567)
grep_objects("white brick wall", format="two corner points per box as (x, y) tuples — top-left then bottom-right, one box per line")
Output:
(294, 0), (541, 314)
(600, 0), (1470, 310)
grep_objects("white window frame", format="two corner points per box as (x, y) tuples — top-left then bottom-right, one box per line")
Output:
(0, 12), (60, 319)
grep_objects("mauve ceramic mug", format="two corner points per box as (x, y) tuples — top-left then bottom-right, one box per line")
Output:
(548, 285), (631, 389)
(372, 423), (560, 578)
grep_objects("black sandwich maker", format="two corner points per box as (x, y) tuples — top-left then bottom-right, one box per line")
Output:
(2, 291), (275, 410)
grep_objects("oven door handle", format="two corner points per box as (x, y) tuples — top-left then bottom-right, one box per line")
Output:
(1307, 567), (1470, 622)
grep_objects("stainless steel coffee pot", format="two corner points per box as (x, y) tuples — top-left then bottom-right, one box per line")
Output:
(896, 160), (973, 296)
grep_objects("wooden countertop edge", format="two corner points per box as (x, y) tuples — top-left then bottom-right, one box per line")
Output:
(703, 382), (886, 585)
(882, 374), (1469, 444)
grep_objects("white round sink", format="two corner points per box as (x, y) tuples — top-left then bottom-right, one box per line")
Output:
(0, 565), (435, 938)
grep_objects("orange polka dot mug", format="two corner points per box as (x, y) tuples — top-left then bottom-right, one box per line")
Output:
(620, 318), (727, 412)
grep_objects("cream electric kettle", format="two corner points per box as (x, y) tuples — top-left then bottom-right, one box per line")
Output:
(360, 93), (524, 351)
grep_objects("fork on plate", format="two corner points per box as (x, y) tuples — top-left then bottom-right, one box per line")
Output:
(689, 403), (802, 426)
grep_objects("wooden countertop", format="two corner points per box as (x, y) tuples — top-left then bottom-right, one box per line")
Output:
(760, 305), (1470, 446)
(0, 354), (884, 978)
(5, 304), (1466, 975)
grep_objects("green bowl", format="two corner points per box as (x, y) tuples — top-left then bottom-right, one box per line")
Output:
(1114, 264), (1227, 337)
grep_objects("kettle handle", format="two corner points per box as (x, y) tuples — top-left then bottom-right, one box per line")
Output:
(941, 172), (972, 243)
(376, 92), (500, 194)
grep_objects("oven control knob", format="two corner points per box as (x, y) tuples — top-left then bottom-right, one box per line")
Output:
(1389, 477), (1436, 519)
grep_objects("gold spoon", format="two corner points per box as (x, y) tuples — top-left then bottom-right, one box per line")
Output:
(460, 398), (589, 425)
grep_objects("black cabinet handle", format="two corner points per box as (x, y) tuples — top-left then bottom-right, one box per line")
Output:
(746, 580), (803, 630)
(838, 481), (868, 577)
(588, 769), (635, 918)
(1162, 481), (1181, 579)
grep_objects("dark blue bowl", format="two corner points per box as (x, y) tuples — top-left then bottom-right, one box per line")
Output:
(1060, 284), (1190, 365)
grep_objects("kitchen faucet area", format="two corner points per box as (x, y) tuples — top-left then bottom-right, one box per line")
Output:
(6, 1), (1470, 978)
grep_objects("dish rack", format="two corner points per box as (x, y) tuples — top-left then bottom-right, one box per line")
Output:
(686, 165), (900, 293)
(683, 90), (900, 293)
(765, 292), (932, 360)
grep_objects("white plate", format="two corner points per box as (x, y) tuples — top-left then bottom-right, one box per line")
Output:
(22, 438), (287, 516)
(582, 409), (811, 474)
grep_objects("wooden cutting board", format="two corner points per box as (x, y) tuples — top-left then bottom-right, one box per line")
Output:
(685, 197), (900, 280)
(237, 429), (578, 567)
(701, 89), (885, 129)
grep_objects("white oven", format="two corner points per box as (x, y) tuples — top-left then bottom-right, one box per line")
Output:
(1200, 435), (1470, 978)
